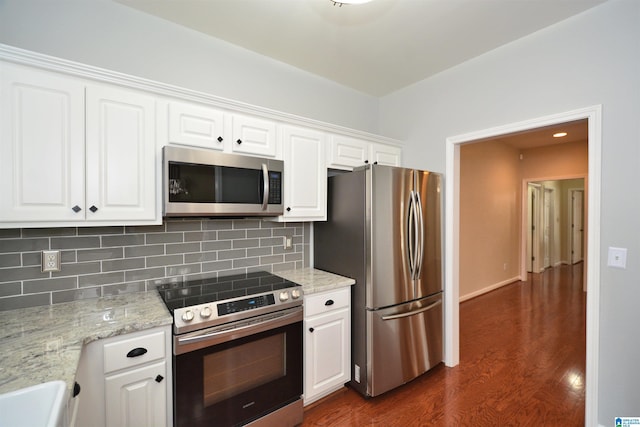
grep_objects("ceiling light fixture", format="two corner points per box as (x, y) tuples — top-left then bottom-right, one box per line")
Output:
(553, 132), (568, 138)
(331, 0), (372, 6)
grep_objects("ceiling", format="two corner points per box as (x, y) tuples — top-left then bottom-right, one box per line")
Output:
(115, 0), (607, 97)
(488, 119), (588, 150)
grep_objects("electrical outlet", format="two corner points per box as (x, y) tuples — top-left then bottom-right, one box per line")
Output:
(42, 250), (61, 272)
(284, 236), (293, 250)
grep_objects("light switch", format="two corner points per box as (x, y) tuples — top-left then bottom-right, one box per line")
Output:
(607, 247), (627, 269)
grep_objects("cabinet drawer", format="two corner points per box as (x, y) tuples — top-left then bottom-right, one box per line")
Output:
(103, 330), (166, 374)
(304, 287), (350, 317)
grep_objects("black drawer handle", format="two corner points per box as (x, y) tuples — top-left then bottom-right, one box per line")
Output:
(217, 136), (223, 142)
(89, 205), (98, 213)
(325, 299), (334, 306)
(155, 375), (164, 383)
(309, 327), (314, 333)
(126, 347), (148, 358)
(72, 205), (82, 213)
(73, 382), (81, 398)
(236, 139), (242, 144)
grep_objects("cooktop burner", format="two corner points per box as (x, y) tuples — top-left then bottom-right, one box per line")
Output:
(157, 270), (300, 312)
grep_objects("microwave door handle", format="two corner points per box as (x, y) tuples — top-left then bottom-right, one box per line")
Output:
(261, 163), (269, 211)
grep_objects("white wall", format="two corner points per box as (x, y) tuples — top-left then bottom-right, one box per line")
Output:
(0, 0), (379, 134)
(379, 0), (640, 423)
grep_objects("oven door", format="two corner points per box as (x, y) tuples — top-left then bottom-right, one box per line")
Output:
(173, 308), (303, 427)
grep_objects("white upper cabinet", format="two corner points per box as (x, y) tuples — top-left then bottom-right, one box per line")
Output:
(0, 63), (85, 223)
(230, 114), (278, 158)
(280, 125), (326, 221)
(327, 134), (402, 170)
(166, 100), (226, 151)
(370, 142), (401, 166)
(162, 102), (280, 158)
(0, 63), (159, 228)
(86, 84), (157, 222)
(327, 134), (369, 170)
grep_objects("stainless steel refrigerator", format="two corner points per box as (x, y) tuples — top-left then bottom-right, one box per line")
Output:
(314, 164), (443, 397)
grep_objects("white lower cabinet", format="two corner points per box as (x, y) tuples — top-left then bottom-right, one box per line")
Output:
(72, 326), (172, 427)
(303, 287), (351, 405)
(105, 361), (167, 427)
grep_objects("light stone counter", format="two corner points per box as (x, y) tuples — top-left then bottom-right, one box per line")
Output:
(0, 291), (172, 396)
(274, 267), (355, 295)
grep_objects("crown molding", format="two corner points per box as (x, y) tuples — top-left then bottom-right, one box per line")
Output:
(0, 43), (401, 147)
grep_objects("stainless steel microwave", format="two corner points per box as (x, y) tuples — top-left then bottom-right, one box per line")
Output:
(163, 146), (284, 217)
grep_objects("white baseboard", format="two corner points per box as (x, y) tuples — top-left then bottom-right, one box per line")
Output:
(459, 276), (521, 302)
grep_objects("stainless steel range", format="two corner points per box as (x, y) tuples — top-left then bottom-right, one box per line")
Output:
(157, 271), (303, 427)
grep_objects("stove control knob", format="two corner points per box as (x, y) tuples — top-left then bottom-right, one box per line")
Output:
(279, 291), (290, 302)
(200, 306), (212, 318)
(182, 310), (195, 322)
(291, 289), (301, 299)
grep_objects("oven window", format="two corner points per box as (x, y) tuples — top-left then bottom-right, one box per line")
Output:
(203, 333), (285, 407)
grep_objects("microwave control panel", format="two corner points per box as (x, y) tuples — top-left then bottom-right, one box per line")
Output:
(268, 171), (282, 204)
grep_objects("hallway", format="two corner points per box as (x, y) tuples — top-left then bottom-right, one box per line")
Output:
(302, 263), (586, 426)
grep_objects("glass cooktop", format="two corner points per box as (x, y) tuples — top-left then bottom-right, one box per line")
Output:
(157, 270), (300, 313)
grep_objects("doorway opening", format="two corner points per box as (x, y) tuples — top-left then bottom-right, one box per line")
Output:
(445, 105), (601, 426)
(526, 178), (585, 276)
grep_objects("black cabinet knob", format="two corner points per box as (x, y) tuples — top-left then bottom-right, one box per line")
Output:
(217, 136), (223, 142)
(309, 327), (314, 333)
(286, 207), (291, 212)
(155, 375), (164, 383)
(126, 347), (148, 358)
(236, 139), (242, 144)
(325, 299), (334, 306)
(374, 161), (378, 165)
(364, 160), (369, 164)
(89, 205), (98, 213)
(72, 205), (82, 213)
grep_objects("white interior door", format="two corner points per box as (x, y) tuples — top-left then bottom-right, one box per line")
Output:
(571, 190), (584, 263)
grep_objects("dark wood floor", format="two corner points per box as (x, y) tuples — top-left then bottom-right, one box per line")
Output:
(302, 263), (586, 426)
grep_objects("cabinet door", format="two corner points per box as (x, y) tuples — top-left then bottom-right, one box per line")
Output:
(304, 307), (350, 404)
(105, 361), (167, 427)
(369, 143), (401, 166)
(86, 85), (157, 222)
(0, 63), (85, 223)
(327, 134), (369, 170)
(167, 100), (226, 150)
(281, 126), (326, 221)
(230, 114), (278, 158)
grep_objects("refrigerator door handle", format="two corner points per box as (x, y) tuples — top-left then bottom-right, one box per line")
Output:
(380, 299), (442, 321)
(407, 190), (416, 279)
(415, 192), (425, 279)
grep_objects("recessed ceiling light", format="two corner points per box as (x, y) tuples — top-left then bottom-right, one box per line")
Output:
(553, 132), (568, 138)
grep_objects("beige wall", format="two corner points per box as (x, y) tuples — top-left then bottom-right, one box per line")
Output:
(460, 140), (587, 300)
(460, 141), (521, 300)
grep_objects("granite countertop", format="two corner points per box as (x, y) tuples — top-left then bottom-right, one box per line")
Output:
(274, 267), (355, 295)
(0, 291), (172, 396)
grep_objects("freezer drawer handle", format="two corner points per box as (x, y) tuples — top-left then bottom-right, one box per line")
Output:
(380, 299), (442, 321)
(324, 299), (334, 306)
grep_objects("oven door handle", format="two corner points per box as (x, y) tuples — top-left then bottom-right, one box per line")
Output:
(175, 308), (302, 354)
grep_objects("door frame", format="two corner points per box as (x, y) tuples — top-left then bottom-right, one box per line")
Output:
(570, 188), (585, 265)
(526, 183), (543, 274)
(444, 105), (601, 425)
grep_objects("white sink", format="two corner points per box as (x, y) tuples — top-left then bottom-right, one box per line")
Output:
(0, 380), (67, 427)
